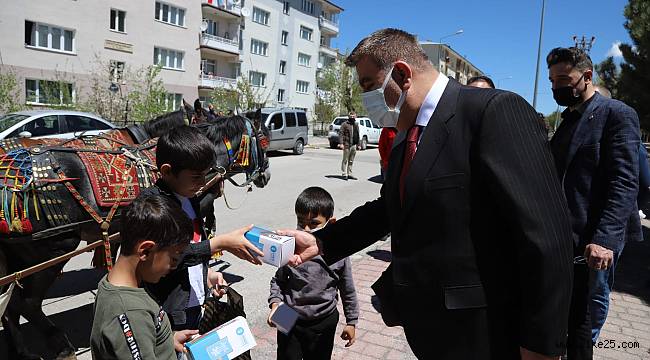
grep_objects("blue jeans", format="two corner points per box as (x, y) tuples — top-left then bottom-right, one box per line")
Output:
(589, 248), (623, 343)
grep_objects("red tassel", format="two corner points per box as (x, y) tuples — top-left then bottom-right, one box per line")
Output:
(0, 219), (9, 234)
(21, 218), (33, 234)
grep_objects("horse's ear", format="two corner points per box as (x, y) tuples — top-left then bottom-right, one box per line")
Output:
(183, 99), (193, 110)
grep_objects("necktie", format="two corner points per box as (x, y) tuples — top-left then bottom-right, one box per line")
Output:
(400, 125), (421, 203)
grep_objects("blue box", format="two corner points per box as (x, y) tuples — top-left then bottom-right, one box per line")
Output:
(185, 316), (256, 360)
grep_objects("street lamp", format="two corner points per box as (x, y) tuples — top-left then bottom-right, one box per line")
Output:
(532, 0), (546, 110)
(438, 29), (464, 76)
(497, 76), (513, 88)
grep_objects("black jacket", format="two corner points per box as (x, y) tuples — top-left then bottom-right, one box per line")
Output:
(141, 179), (212, 328)
(315, 80), (574, 359)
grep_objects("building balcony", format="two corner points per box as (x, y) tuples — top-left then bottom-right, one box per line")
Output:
(202, 0), (241, 18)
(200, 33), (240, 57)
(199, 73), (238, 89)
(319, 16), (339, 35)
(319, 44), (338, 59)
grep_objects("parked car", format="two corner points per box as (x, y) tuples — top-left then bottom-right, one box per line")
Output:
(327, 116), (381, 150)
(260, 107), (309, 155)
(0, 110), (116, 140)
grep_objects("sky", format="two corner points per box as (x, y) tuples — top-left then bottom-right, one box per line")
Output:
(329, 0), (632, 116)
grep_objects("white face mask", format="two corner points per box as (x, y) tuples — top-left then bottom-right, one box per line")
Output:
(361, 65), (408, 128)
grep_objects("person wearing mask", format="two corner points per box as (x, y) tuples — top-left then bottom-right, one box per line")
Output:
(547, 47), (641, 359)
(338, 111), (360, 180)
(281, 28), (574, 360)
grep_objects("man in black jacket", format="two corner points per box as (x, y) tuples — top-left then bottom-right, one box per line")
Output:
(281, 28), (574, 360)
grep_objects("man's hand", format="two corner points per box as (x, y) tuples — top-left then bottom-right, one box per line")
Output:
(520, 347), (559, 360)
(173, 329), (199, 352)
(211, 224), (263, 265)
(207, 268), (228, 298)
(356, 145), (361, 151)
(267, 303), (279, 327)
(584, 243), (614, 270)
(340, 325), (356, 347)
(276, 229), (321, 266)
(338, 144), (344, 150)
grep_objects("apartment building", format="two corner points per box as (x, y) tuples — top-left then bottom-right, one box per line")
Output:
(0, 0), (343, 119)
(420, 42), (484, 85)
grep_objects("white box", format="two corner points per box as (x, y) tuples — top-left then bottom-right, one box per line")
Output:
(185, 316), (256, 360)
(271, 303), (299, 335)
(244, 226), (296, 267)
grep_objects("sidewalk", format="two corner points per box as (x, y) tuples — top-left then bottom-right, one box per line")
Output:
(249, 240), (417, 360)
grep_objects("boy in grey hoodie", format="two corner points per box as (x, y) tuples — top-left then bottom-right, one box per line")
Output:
(268, 187), (358, 360)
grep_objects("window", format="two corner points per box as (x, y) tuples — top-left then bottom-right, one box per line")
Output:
(297, 53), (311, 67)
(296, 80), (309, 94)
(155, 2), (185, 26)
(277, 89), (285, 103)
(297, 112), (308, 126)
(285, 112), (297, 127)
(25, 21), (74, 53)
(250, 39), (268, 56)
(202, 59), (216, 75)
(301, 0), (314, 14)
(110, 9), (126, 32)
(283, 1), (290, 14)
(252, 7), (270, 25)
(109, 60), (125, 83)
(154, 47), (184, 70)
(281, 31), (288, 45)
(25, 79), (74, 105)
(249, 71), (266, 87)
(9, 115), (61, 138)
(299, 26), (312, 41)
(165, 93), (183, 110)
(269, 113), (283, 130)
(204, 19), (218, 36)
(65, 115), (111, 132)
(279, 60), (287, 74)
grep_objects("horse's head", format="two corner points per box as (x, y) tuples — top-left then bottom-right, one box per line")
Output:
(140, 102), (193, 140)
(197, 114), (270, 191)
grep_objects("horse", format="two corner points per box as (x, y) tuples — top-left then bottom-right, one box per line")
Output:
(0, 102), (270, 360)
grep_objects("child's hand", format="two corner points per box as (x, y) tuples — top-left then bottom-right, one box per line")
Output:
(173, 329), (199, 352)
(267, 303), (279, 327)
(212, 224), (263, 265)
(340, 325), (356, 347)
(207, 268), (228, 298)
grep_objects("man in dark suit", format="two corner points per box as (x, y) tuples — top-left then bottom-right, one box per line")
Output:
(280, 29), (574, 360)
(547, 47), (641, 359)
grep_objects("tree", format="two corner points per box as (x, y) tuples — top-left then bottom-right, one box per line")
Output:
(0, 67), (24, 114)
(595, 56), (619, 98)
(617, 0), (650, 129)
(544, 109), (562, 132)
(207, 76), (271, 113)
(313, 57), (363, 134)
(126, 65), (169, 123)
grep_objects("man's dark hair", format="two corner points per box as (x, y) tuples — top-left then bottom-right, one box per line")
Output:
(156, 126), (216, 174)
(345, 28), (429, 71)
(546, 47), (593, 71)
(120, 195), (193, 255)
(295, 186), (334, 220)
(467, 75), (495, 89)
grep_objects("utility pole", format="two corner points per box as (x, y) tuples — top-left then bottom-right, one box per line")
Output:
(532, 0), (546, 110)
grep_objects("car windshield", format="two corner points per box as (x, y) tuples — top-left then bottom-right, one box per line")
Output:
(333, 118), (347, 125)
(0, 114), (29, 133)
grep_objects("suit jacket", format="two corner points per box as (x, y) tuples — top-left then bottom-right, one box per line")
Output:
(141, 179), (212, 328)
(550, 92), (641, 254)
(316, 79), (574, 358)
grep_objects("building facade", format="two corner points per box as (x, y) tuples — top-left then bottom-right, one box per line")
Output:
(0, 0), (342, 120)
(420, 42), (483, 85)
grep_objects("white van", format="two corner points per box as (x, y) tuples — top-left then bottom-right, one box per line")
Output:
(327, 116), (381, 150)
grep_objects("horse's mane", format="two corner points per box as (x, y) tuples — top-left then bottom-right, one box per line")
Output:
(198, 115), (248, 144)
(143, 109), (186, 138)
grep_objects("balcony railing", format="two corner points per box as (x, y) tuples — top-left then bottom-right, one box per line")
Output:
(319, 16), (339, 33)
(200, 33), (240, 55)
(202, 0), (241, 16)
(319, 44), (337, 57)
(199, 73), (238, 89)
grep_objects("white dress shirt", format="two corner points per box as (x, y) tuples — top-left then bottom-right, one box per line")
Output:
(415, 74), (449, 143)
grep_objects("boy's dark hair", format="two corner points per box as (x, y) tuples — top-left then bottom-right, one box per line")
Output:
(156, 126), (216, 174)
(546, 47), (593, 71)
(467, 75), (495, 89)
(120, 195), (193, 255)
(295, 187), (334, 220)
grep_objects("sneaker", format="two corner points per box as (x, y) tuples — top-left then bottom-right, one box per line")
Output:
(342, 173), (348, 180)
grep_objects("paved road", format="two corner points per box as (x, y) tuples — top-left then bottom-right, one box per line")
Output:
(2, 138), (649, 359)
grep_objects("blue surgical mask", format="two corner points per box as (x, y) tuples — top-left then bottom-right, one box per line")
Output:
(361, 66), (408, 128)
